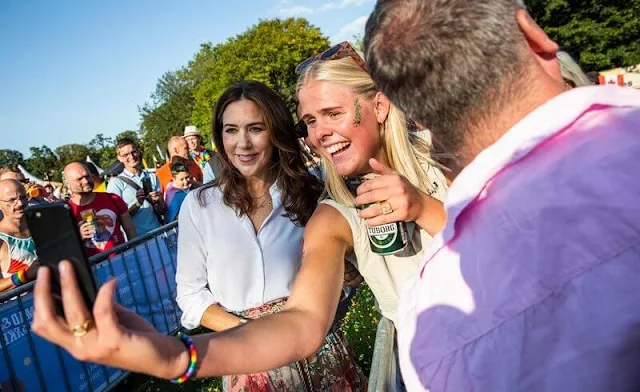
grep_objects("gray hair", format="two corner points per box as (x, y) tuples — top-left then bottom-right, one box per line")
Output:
(557, 51), (592, 87)
(364, 0), (528, 167)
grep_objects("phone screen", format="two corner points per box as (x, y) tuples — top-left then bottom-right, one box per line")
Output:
(25, 202), (97, 315)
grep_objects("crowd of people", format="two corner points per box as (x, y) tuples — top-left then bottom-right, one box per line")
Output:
(1, 0), (638, 390)
(0, 128), (220, 295)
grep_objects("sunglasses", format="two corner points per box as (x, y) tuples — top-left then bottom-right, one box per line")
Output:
(295, 41), (367, 75)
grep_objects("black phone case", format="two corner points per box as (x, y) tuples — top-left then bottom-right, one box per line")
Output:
(25, 202), (98, 315)
(142, 177), (152, 194)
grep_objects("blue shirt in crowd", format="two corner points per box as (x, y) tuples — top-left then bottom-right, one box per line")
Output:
(106, 169), (161, 236)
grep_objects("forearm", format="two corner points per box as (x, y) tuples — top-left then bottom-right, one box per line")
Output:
(189, 307), (327, 378)
(199, 303), (245, 331)
(415, 194), (447, 236)
(0, 277), (16, 293)
(124, 225), (137, 240)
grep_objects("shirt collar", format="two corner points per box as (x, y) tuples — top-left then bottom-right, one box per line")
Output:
(122, 168), (144, 178)
(442, 86), (638, 243)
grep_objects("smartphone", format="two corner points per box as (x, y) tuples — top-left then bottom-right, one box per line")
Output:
(141, 177), (152, 195)
(25, 202), (97, 315)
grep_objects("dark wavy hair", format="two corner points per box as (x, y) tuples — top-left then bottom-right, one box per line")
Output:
(197, 81), (323, 226)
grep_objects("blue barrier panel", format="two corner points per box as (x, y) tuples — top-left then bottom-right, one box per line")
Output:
(0, 223), (180, 392)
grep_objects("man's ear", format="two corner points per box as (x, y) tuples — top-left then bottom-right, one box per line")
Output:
(373, 92), (391, 124)
(516, 9), (562, 82)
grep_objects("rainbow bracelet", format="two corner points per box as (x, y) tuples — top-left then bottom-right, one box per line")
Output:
(170, 333), (198, 384)
(11, 270), (28, 287)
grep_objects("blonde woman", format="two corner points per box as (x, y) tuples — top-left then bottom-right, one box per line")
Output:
(31, 42), (447, 391)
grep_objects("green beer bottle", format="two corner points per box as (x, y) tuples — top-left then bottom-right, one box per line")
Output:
(345, 174), (408, 255)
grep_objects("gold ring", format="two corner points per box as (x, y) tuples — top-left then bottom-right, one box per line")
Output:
(379, 201), (393, 215)
(71, 319), (94, 337)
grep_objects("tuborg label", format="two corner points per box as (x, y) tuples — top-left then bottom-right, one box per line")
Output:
(367, 223), (399, 249)
(344, 174), (408, 255)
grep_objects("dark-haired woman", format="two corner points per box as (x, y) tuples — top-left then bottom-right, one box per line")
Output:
(175, 81), (366, 391)
(164, 157), (192, 222)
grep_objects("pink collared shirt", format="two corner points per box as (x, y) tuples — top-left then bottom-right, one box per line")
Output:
(398, 86), (640, 391)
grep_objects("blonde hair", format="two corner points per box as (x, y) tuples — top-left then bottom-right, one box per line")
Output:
(296, 57), (439, 206)
(558, 51), (592, 88)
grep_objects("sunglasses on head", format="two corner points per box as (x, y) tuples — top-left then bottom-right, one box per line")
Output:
(294, 41), (368, 139)
(295, 41), (367, 75)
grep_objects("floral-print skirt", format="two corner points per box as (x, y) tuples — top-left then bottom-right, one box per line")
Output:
(222, 298), (368, 391)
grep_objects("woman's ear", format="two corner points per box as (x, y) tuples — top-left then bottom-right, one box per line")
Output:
(373, 92), (391, 124)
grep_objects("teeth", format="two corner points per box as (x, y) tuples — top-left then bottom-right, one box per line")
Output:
(326, 142), (351, 155)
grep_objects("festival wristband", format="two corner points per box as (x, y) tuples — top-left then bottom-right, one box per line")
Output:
(170, 333), (198, 384)
(11, 270), (28, 287)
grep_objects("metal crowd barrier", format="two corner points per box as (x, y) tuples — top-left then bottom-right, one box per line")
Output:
(0, 221), (181, 392)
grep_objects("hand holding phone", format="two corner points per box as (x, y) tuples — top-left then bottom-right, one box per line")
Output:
(26, 202), (97, 315)
(142, 177), (153, 195)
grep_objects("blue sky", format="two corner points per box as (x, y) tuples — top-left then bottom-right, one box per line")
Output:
(0, 0), (374, 157)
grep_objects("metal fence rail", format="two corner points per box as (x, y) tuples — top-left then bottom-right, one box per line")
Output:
(0, 222), (180, 392)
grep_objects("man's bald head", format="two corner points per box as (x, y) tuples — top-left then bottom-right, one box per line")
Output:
(168, 136), (189, 159)
(0, 179), (28, 218)
(63, 162), (94, 196)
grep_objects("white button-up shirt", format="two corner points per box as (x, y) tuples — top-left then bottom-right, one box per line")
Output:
(175, 182), (303, 330)
(398, 86), (640, 391)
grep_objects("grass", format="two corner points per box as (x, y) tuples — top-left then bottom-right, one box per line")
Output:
(133, 285), (380, 391)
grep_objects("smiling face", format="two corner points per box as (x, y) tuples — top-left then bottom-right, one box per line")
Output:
(221, 99), (274, 180)
(172, 171), (191, 190)
(116, 143), (141, 172)
(298, 80), (386, 176)
(185, 135), (201, 152)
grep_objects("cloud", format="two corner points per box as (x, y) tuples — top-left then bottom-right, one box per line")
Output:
(340, 0), (371, 6)
(330, 15), (368, 44)
(278, 5), (314, 17)
(279, 0), (371, 17)
(319, 0), (371, 11)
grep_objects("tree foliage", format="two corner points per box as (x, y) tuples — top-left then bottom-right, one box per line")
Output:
(87, 133), (117, 169)
(23, 145), (60, 181)
(55, 144), (94, 169)
(139, 70), (195, 162)
(189, 18), (330, 140)
(0, 150), (24, 168)
(527, 0), (640, 72)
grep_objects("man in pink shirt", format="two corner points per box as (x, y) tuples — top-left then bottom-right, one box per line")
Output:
(365, 0), (640, 390)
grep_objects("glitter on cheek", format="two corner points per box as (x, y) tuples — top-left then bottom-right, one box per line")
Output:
(354, 97), (361, 125)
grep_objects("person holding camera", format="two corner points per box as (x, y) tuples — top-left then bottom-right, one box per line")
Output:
(106, 138), (165, 237)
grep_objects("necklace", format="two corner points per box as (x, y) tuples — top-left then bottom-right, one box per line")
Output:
(250, 190), (269, 200)
(253, 195), (272, 210)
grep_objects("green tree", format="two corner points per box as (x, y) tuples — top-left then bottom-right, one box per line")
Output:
(87, 133), (117, 169)
(0, 149), (24, 168)
(115, 130), (140, 144)
(527, 0), (640, 72)
(190, 18), (330, 139)
(55, 144), (93, 170)
(24, 145), (61, 181)
(139, 70), (194, 162)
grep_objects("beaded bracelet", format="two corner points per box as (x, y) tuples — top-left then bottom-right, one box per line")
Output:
(170, 333), (198, 384)
(11, 270), (28, 287)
